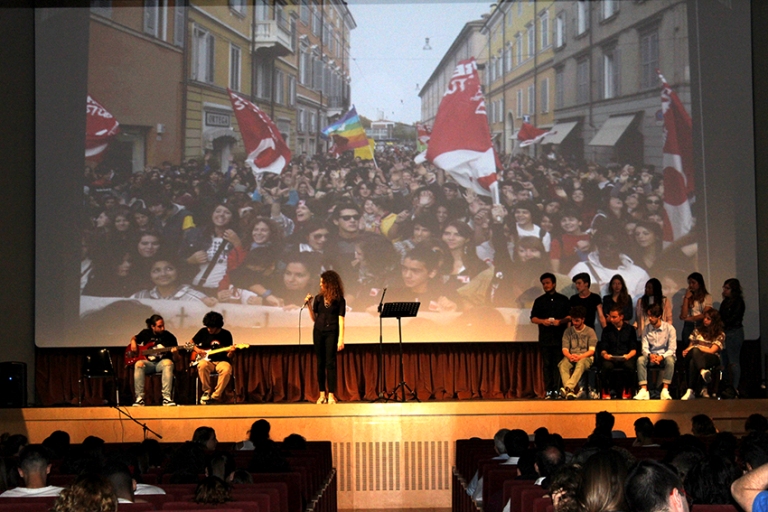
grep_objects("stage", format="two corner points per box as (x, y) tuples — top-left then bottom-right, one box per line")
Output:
(0, 399), (761, 510)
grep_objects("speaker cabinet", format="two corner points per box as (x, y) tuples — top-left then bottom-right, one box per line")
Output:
(0, 361), (27, 408)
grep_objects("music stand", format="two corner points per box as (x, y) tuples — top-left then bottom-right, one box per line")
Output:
(381, 302), (421, 402)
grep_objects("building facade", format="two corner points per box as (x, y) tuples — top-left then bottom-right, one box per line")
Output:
(545, 0), (690, 167)
(418, 20), (487, 128)
(483, 0), (557, 155)
(88, 2), (185, 173)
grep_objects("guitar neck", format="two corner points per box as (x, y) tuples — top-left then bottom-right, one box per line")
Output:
(204, 344), (249, 356)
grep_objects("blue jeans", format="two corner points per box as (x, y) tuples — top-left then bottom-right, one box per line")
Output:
(637, 354), (675, 386)
(134, 358), (174, 401)
(721, 327), (744, 390)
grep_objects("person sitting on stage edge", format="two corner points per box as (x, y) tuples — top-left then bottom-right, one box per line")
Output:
(681, 309), (725, 400)
(558, 306), (597, 400)
(634, 303), (676, 401)
(530, 272), (571, 399)
(130, 314), (178, 407)
(191, 312), (235, 404)
(597, 306), (638, 399)
(0, 445), (63, 497)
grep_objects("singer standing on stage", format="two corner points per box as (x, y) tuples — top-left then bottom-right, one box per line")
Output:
(306, 270), (346, 404)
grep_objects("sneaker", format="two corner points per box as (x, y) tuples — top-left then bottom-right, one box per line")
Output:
(200, 392), (210, 404)
(601, 390), (611, 400)
(327, 394), (338, 404)
(206, 397), (220, 405)
(163, 399), (176, 406)
(681, 388), (696, 400)
(132, 398), (145, 407)
(660, 388), (672, 400)
(316, 392), (328, 404)
(566, 391), (577, 400)
(633, 389), (650, 400)
(622, 389), (632, 400)
(701, 369), (712, 384)
(576, 389), (587, 400)
(700, 388), (710, 398)
(544, 391), (553, 400)
(559, 387), (567, 399)
(589, 389), (600, 400)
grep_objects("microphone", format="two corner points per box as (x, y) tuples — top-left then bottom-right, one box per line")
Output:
(303, 294), (313, 307)
(378, 287), (388, 313)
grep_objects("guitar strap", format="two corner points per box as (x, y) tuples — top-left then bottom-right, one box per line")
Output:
(196, 240), (230, 288)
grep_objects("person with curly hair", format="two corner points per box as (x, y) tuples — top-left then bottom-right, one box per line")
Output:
(51, 474), (117, 512)
(307, 270), (346, 404)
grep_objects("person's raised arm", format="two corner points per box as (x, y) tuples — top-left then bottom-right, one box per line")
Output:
(338, 316), (345, 351)
(732, 462), (768, 512)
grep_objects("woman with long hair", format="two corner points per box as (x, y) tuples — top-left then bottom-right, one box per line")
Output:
(577, 450), (629, 512)
(635, 278), (673, 333)
(441, 220), (486, 291)
(307, 270), (346, 405)
(181, 203), (242, 298)
(602, 274), (633, 323)
(631, 221), (664, 271)
(719, 278), (745, 397)
(679, 272), (714, 344)
(681, 309), (725, 400)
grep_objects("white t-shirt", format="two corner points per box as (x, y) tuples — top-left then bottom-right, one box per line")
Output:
(0, 485), (63, 497)
(135, 483), (166, 495)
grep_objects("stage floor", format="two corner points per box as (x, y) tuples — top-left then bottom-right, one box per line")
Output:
(1, 399), (762, 510)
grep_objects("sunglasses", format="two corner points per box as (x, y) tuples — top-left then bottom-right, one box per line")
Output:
(646, 199), (661, 205)
(340, 215), (360, 221)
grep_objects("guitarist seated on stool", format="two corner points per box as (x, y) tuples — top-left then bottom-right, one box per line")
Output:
(192, 311), (236, 404)
(129, 314), (178, 407)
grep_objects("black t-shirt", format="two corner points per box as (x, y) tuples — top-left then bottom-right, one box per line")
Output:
(134, 329), (178, 361)
(312, 295), (346, 331)
(570, 293), (603, 329)
(598, 322), (638, 357)
(192, 327), (234, 362)
(530, 291), (570, 346)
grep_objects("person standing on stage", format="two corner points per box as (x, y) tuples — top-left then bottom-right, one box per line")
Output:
(531, 272), (571, 399)
(130, 314), (178, 407)
(306, 270), (346, 405)
(191, 311), (235, 404)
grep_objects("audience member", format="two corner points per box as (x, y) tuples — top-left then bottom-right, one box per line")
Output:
(0, 445), (63, 497)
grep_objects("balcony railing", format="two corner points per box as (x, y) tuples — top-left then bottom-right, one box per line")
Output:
(254, 19), (293, 54)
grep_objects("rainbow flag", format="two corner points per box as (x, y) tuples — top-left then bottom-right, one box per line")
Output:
(322, 106), (369, 154)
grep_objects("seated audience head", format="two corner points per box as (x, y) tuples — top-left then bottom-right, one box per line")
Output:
(549, 464), (583, 512)
(504, 429), (530, 458)
(282, 433), (307, 452)
(249, 419), (272, 444)
(691, 414), (717, 436)
(595, 411), (615, 435)
(2, 434), (28, 457)
(536, 445), (565, 483)
(739, 432), (768, 471)
(207, 452), (235, 481)
(683, 455), (741, 505)
(534, 427), (551, 450)
(494, 428), (511, 455)
(517, 449), (538, 480)
(17, 445), (54, 488)
(102, 461), (135, 503)
(229, 469), (253, 484)
(192, 426), (218, 451)
(668, 448), (705, 482)
(194, 475), (231, 504)
(578, 450), (629, 512)
(624, 460), (687, 512)
(745, 413), (768, 434)
(709, 431), (738, 462)
(634, 417), (655, 444)
(52, 473), (117, 512)
(653, 419), (681, 440)
(42, 430), (71, 459)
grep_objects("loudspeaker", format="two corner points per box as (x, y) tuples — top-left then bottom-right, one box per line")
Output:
(0, 361), (27, 408)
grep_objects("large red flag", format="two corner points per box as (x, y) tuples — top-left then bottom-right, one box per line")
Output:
(85, 95), (120, 162)
(418, 58), (497, 197)
(658, 72), (694, 241)
(228, 89), (291, 175)
(517, 122), (551, 147)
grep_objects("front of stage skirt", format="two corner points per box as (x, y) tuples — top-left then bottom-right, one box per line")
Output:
(36, 342), (544, 406)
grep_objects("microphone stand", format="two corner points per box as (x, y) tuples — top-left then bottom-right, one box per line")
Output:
(370, 288), (390, 403)
(112, 404), (162, 440)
